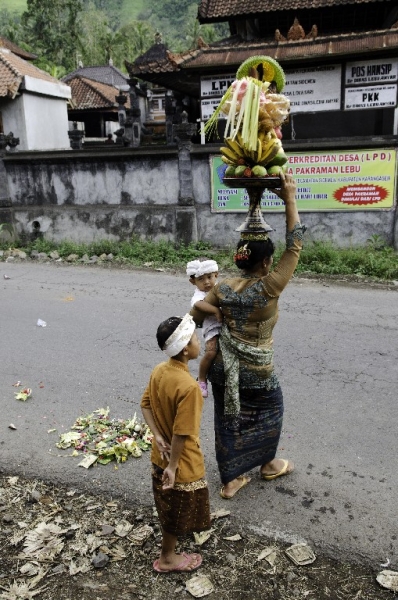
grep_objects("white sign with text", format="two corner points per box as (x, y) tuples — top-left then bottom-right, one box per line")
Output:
(200, 74), (235, 98)
(344, 85), (397, 109)
(284, 65), (342, 113)
(345, 58), (398, 85)
(201, 98), (223, 120)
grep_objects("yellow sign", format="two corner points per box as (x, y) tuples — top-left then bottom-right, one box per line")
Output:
(211, 149), (397, 212)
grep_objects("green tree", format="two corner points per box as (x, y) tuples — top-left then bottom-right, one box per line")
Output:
(77, 3), (110, 67)
(116, 21), (155, 63)
(77, 4), (134, 70)
(21, 0), (83, 71)
(104, 29), (124, 63)
(150, 0), (194, 22)
(0, 9), (24, 45)
(30, 57), (67, 78)
(91, 0), (123, 29)
(47, 64), (67, 79)
(147, 1), (228, 52)
(183, 5), (202, 50)
(2, 0), (230, 73)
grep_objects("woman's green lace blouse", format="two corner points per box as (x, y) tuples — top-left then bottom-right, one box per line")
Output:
(190, 223), (305, 390)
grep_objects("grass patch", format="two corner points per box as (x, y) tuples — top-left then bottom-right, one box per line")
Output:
(1, 236), (397, 281)
(294, 241), (398, 281)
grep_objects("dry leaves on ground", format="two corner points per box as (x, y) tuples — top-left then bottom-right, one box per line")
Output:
(0, 474), (393, 600)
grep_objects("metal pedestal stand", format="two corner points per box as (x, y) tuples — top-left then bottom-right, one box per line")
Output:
(223, 177), (281, 237)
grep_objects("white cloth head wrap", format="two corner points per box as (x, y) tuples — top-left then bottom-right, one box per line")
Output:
(186, 259), (218, 278)
(163, 313), (196, 357)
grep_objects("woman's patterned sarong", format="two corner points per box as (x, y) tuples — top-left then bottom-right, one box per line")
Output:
(152, 466), (211, 536)
(212, 383), (284, 485)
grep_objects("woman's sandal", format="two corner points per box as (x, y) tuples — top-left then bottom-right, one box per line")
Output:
(261, 459), (294, 481)
(220, 475), (251, 499)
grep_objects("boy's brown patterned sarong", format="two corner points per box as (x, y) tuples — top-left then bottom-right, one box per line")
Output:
(152, 466), (211, 536)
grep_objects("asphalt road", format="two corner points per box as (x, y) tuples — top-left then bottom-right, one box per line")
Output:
(1, 262), (397, 568)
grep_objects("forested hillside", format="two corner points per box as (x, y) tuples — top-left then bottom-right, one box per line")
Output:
(1, 0), (150, 22)
(0, 0), (228, 76)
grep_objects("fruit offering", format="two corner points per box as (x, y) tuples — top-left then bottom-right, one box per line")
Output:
(204, 56), (290, 177)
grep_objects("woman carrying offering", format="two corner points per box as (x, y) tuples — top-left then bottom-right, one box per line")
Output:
(191, 172), (304, 499)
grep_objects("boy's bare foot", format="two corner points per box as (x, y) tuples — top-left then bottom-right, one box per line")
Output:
(153, 552), (202, 573)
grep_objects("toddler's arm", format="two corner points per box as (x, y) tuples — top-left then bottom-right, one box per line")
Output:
(194, 300), (223, 323)
(162, 434), (187, 490)
(141, 406), (171, 461)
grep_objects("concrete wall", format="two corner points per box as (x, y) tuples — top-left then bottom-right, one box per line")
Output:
(1, 97), (29, 149)
(1, 93), (70, 152)
(191, 152), (398, 248)
(22, 94), (70, 151)
(1, 138), (398, 249)
(0, 151), (13, 236)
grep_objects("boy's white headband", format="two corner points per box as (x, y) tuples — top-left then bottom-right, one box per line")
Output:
(163, 314), (196, 357)
(186, 259), (218, 278)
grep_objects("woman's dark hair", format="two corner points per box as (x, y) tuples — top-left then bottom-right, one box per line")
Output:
(156, 317), (182, 350)
(234, 239), (275, 271)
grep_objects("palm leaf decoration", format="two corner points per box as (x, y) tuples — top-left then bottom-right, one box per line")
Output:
(202, 56), (287, 153)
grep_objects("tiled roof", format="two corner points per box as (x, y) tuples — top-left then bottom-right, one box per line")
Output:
(0, 48), (60, 98)
(63, 65), (128, 87)
(181, 28), (398, 70)
(0, 36), (37, 60)
(127, 28), (398, 77)
(68, 76), (131, 110)
(133, 43), (169, 67)
(198, 0), (393, 21)
(126, 42), (200, 76)
(126, 27), (398, 97)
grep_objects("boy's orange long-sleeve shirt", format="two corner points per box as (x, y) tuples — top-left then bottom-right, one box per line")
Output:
(140, 358), (205, 483)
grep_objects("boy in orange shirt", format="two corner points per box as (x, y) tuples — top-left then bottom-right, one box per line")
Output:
(141, 314), (210, 573)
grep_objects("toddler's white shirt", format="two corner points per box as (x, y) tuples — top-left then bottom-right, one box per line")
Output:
(191, 288), (221, 342)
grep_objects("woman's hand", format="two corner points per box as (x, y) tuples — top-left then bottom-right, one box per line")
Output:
(273, 172), (296, 205)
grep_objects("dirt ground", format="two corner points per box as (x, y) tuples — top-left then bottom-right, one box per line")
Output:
(0, 473), (394, 600)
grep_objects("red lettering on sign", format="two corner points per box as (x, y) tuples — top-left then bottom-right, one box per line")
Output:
(333, 184), (388, 205)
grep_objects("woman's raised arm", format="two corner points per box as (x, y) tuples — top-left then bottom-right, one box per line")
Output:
(273, 172), (300, 230)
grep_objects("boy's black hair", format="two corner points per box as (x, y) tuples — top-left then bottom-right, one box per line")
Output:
(156, 316), (182, 350)
(234, 239), (275, 271)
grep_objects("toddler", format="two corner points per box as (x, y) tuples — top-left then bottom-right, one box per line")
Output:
(186, 259), (222, 397)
